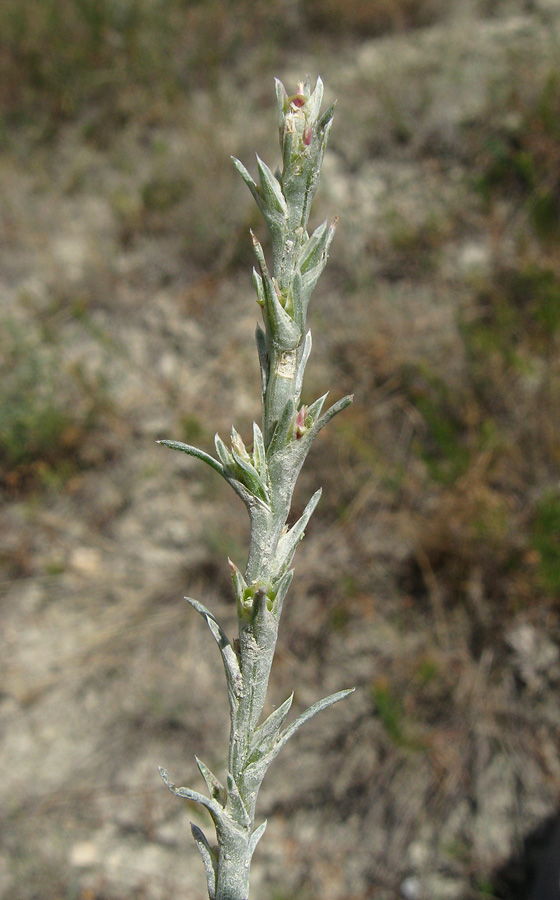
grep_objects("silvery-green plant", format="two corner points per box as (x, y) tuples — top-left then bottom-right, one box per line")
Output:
(158, 76), (353, 900)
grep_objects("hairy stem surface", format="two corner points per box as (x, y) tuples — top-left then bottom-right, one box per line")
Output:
(159, 76), (353, 900)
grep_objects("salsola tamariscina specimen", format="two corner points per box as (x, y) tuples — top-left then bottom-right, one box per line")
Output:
(158, 76), (354, 900)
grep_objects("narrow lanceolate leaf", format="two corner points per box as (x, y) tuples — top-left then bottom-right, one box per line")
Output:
(271, 568), (293, 618)
(314, 394), (354, 435)
(157, 440), (225, 478)
(159, 767), (222, 817)
(231, 425), (250, 460)
(196, 757), (226, 805)
(292, 267), (325, 327)
(231, 156), (260, 205)
(318, 101), (336, 133)
(274, 76), (288, 123)
(294, 330), (312, 402)
(298, 219), (328, 273)
(252, 233), (300, 348)
(214, 432), (234, 470)
(229, 557), (249, 615)
(248, 693), (294, 761)
(305, 75), (324, 121)
(252, 422), (268, 483)
(281, 126), (297, 179)
(231, 444), (270, 506)
(256, 155), (288, 216)
(252, 268), (265, 307)
(301, 254), (330, 301)
(306, 392), (329, 424)
(275, 488), (322, 576)
(249, 820), (267, 860)
(191, 824), (218, 900)
(267, 397), (295, 456)
(226, 771), (251, 828)
(242, 689), (355, 789)
(256, 323), (268, 394)
(234, 156), (285, 242)
(276, 688), (355, 753)
(186, 598), (243, 705)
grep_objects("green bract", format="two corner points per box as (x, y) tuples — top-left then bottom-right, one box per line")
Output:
(158, 76), (353, 900)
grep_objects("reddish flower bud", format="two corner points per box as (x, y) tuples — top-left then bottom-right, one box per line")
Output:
(295, 405), (308, 439)
(290, 94), (306, 109)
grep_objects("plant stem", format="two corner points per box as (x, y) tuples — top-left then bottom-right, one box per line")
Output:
(158, 76), (353, 900)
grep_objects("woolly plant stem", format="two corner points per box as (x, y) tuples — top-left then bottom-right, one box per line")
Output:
(158, 76), (353, 900)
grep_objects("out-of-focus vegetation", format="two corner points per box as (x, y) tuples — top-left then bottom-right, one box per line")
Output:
(321, 61), (560, 672)
(0, 0), (455, 140)
(471, 70), (560, 242)
(0, 0), (289, 134)
(0, 318), (111, 492)
(304, 0), (448, 36)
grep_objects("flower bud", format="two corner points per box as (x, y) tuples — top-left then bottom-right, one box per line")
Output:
(231, 427), (250, 460)
(295, 405), (308, 439)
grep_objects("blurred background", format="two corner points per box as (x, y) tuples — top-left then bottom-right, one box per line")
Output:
(1, 1), (559, 898)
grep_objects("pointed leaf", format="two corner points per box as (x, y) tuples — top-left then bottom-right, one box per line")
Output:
(230, 425), (250, 460)
(301, 255), (329, 295)
(277, 688), (355, 752)
(306, 392), (328, 423)
(195, 757), (225, 805)
(294, 330), (312, 401)
(314, 394), (354, 435)
(248, 693), (294, 760)
(252, 267), (265, 307)
(157, 440), (225, 478)
(318, 101), (336, 133)
(272, 568), (293, 618)
(275, 77), (288, 123)
(264, 275), (301, 347)
(226, 771), (251, 828)
(159, 767), (221, 817)
(293, 241), (332, 324)
(231, 448), (270, 505)
(256, 324), (268, 394)
(251, 232), (300, 347)
(256, 155), (288, 216)
(319, 114), (334, 156)
(229, 557), (248, 604)
(298, 220), (328, 273)
(191, 824), (217, 900)
(249, 820), (267, 860)
(252, 422), (268, 482)
(186, 598), (243, 704)
(282, 127), (296, 176)
(275, 488), (322, 575)
(242, 689), (354, 788)
(214, 433), (234, 470)
(231, 156), (260, 205)
(306, 76), (324, 121)
(267, 397), (295, 456)
(234, 158), (285, 243)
